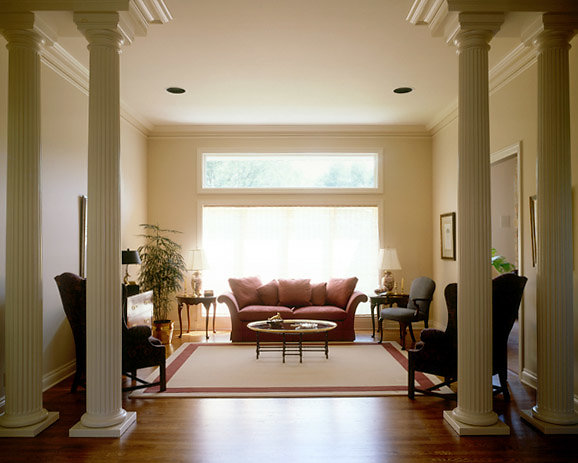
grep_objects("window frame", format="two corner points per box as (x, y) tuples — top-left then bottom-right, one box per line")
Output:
(197, 149), (383, 195)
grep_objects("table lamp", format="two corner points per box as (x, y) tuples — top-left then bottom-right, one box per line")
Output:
(190, 249), (208, 297)
(378, 248), (401, 293)
(122, 249), (141, 285)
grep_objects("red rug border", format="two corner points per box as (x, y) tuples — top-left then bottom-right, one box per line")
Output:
(140, 341), (436, 395)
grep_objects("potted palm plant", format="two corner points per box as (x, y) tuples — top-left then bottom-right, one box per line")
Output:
(138, 224), (186, 344)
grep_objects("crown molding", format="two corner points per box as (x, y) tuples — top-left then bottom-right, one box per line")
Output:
(39, 37), (152, 135)
(148, 124), (431, 139)
(427, 42), (537, 133)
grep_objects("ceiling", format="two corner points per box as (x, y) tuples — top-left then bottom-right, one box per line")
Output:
(38, 0), (530, 129)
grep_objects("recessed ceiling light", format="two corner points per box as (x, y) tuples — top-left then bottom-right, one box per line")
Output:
(166, 87), (186, 94)
(393, 87), (413, 94)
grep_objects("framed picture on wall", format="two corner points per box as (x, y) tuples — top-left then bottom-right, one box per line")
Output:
(529, 195), (537, 267)
(440, 212), (456, 260)
(79, 195), (87, 277)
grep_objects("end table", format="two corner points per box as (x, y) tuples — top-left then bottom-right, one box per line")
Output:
(176, 295), (217, 339)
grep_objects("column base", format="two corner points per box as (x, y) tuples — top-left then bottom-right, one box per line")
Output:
(521, 409), (578, 435)
(69, 411), (136, 438)
(443, 410), (510, 436)
(0, 411), (59, 437)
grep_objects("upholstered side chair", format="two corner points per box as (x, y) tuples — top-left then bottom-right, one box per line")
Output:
(408, 273), (527, 400)
(378, 276), (436, 349)
(55, 272), (167, 393)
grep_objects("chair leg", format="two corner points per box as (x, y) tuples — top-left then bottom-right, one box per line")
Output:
(379, 318), (384, 344)
(408, 323), (416, 343)
(408, 354), (415, 399)
(159, 362), (167, 392)
(399, 323), (407, 350)
(498, 370), (510, 401)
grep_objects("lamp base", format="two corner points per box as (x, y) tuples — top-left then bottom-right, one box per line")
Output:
(191, 271), (203, 297)
(381, 271), (394, 292)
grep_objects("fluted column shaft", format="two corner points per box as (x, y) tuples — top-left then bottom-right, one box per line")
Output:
(0, 13), (48, 429)
(531, 17), (577, 426)
(450, 14), (503, 428)
(74, 12), (126, 429)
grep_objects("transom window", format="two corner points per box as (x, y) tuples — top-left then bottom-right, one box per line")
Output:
(202, 152), (379, 190)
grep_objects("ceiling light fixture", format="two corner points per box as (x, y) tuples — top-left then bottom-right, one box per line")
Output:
(166, 87), (186, 94)
(393, 87), (413, 94)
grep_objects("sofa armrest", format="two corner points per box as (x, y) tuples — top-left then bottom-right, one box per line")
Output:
(344, 291), (368, 317)
(218, 292), (240, 314)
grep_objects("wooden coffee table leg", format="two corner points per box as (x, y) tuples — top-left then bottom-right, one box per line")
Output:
(325, 332), (329, 359)
(255, 332), (260, 359)
(299, 333), (303, 363)
(282, 333), (286, 363)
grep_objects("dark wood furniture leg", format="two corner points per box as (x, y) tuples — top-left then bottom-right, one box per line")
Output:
(177, 300), (184, 338)
(370, 299), (377, 338)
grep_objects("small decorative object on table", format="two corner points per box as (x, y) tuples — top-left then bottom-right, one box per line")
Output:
(204, 289), (214, 297)
(267, 313), (284, 328)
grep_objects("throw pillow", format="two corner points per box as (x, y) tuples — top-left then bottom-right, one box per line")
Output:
(257, 280), (279, 306)
(229, 276), (263, 308)
(278, 279), (312, 307)
(310, 282), (327, 305)
(326, 277), (358, 309)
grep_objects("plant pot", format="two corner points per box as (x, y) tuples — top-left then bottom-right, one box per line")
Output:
(153, 320), (174, 345)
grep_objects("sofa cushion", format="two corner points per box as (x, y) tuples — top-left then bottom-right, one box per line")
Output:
(326, 277), (358, 309)
(229, 276), (262, 309)
(257, 280), (279, 306)
(292, 305), (348, 321)
(238, 305), (294, 322)
(310, 282), (327, 305)
(278, 279), (312, 307)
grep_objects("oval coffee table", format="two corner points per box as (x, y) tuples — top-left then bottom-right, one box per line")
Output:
(247, 319), (337, 363)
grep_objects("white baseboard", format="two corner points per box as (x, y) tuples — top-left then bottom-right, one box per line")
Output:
(520, 368), (538, 390)
(0, 360), (75, 414)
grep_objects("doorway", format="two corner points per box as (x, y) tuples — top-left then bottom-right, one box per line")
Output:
(490, 142), (522, 374)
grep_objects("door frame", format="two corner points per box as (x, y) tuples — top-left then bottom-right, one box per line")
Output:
(491, 141), (523, 375)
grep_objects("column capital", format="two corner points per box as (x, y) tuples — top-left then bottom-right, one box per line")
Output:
(0, 11), (56, 50)
(74, 12), (124, 50)
(451, 12), (504, 51)
(522, 13), (578, 50)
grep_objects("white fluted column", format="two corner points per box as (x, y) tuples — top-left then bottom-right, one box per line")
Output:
(69, 12), (135, 438)
(442, 13), (508, 436)
(0, 12), (59, 438)
(521, 14), (578, 435)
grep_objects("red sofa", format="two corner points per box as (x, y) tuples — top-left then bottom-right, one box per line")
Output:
(217, 277), (368, 342)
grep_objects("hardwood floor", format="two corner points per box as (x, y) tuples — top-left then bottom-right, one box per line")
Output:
(0, 330), (574, 463)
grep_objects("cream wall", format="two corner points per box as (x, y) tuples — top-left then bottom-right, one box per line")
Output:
(0, 40), (149, 398)
(430, 38), (577, 395)
(147, 132), (434, 325)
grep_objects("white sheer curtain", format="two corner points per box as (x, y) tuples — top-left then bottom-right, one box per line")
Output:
(203, 206), (378, 315)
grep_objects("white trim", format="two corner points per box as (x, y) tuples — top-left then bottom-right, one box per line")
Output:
(520, 367), (538, 389)
(491, 141), (524, 377)
(489, 44), (537, 96)
(0, 360), (76, 414)
(197, 150), (383, 195)
(150, 124), (430, 139)
(427, 37), (538, 134)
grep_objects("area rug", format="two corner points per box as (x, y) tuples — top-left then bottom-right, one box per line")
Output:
(128, 342), (451, 398)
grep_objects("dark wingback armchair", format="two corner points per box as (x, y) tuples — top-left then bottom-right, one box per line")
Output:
(378, 276), (436, 349)
(55, 272), (166, 392)
(408, 272), (527, 400)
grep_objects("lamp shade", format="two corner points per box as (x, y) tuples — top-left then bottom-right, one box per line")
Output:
(189, 249), (208, 271)
(122, 249), (141, 265)
(379, 248), (401, 270)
